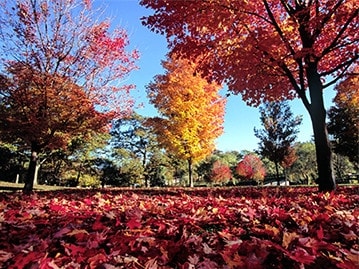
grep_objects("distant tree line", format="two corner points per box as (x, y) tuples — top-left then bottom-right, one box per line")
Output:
(1, 111), (356, 188)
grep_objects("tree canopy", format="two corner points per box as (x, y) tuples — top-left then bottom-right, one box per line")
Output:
(254, 101), (302, 182)
(0, 0), (139, 192)
(140, 0), (359, 191)
(236, 154), (266, 182)
(328, 67), (359, 166)
(146, 55), (226, 186)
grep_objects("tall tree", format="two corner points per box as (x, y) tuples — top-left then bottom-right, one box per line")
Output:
(110, 113), (160, 187)
(254, 101), (302, 184)
(0, 0), (138, 193)
(146, 55), (225, 187)
(328, 67), (359, 167)
(140, 0), (359, 191)
(287, 142), (318, 185)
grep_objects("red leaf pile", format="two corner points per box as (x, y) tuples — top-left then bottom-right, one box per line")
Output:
(0, 186), (358, 268)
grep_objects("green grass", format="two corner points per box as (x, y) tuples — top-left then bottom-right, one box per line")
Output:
(0, 180), (70, 191)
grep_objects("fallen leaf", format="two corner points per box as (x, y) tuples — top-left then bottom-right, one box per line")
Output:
(282, 231), (298, 249)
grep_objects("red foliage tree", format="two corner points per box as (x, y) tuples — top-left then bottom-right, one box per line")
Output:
(0, 0), (138, 193)
(140, 0), (359, 191)
(211, 160), (232, 185)
(236, 154), (266, 182)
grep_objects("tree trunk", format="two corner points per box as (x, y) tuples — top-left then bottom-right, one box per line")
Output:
(33, 163), (40, 186)
(306, 64), (336, 192)
(188, 158), (193, 187)
(23, 142), (40, 194)
(275, 161), (280, 185)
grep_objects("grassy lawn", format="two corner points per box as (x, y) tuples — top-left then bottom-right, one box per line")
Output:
(0, 180), (70, 191)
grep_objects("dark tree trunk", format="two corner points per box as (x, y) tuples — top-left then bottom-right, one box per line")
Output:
(23, 142), (41, 194)
(188, 158), (193, 187)
(306, 64), (336, 192)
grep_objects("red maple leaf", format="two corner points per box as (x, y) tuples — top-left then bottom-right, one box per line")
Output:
(10, 252), (42, 269)
(289, 247), (316, 265)
(317, 225), (324, 240)
(92, 216), (107, 231)
(126, 218), (142, 229)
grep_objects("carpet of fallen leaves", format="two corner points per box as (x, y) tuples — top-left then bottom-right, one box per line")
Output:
(0, 186), (358, 269)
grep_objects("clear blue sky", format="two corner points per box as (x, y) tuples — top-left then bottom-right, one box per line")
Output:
(95, 0), (336, 152)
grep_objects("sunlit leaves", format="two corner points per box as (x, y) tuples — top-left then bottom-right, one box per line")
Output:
(141, 0), (358, 104)
(140, 0), (358, 191)
(146, 55), (225, 164)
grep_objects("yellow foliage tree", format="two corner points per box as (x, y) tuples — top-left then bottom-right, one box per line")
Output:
(146, 55), (226, 187)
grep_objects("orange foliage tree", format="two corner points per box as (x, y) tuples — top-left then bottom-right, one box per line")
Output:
(0, 0), (138, 193)
(146, 55), (226, 187)
(328, 67), (359, 166)
(141, 0), (359, 191)
(211, 160), (232, 185)
(236, 154), (266, 183)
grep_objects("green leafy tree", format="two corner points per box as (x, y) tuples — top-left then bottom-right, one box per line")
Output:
(254, 101), (302, 184)
(146, 152), (172, 187)
(332, 154), (357, 183)
(110, 113), (160, 187)
(287, 142), (317, 185)
(328, 67), (359, 168)
(0, 142), (27, 183)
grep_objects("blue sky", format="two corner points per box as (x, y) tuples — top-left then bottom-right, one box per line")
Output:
(95, 0), (336, 152)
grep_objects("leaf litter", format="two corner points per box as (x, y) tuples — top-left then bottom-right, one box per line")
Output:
(0, 186), (358, 268)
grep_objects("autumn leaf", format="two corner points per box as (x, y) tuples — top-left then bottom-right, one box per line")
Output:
(221, 251), (245, 269)
(282, 231), (298, 249)
(317, 225), (324, 240)
(264, 224), (280, 238)
(289, 247), (316, 265)
(63, 243), (86, 258)
(92, 216), (108, 231)
(66, 229), (89, 237)
(126, 218), (142, 230)
(0, 187), (358, 268)
(0, 250), (13, 264)
(88, 253), (108, 268)
(10, 252), (43, 269)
